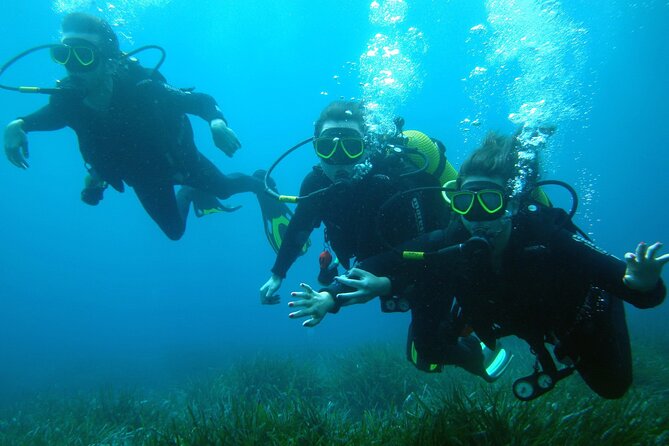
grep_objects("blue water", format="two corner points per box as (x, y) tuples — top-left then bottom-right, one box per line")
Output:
(0, 0), (667, 401)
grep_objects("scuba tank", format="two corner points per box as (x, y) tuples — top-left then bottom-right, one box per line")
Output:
(401, 129), (458, 186)
(379, 116), (458, 187)
(400, 128), (551, 207)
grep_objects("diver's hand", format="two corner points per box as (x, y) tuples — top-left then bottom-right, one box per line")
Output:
(624, 242), (669, 292)
(4, 119), (29, 169)
(288, 283), (335, 327)
(259, 274), (282, 305)
(334, 268), (391, 303)
(210, 118), (241, 157)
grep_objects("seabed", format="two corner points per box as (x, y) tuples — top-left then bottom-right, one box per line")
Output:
(1, 338), (667, 445)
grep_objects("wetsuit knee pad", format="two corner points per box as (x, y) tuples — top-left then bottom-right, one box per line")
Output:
(405, 321), (443, 373)
(406, 339), (443, 373)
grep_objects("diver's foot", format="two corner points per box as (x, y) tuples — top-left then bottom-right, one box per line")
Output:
(481, 342), (513, 383)
(189, 188), (241, 217)
(81, 174), (107, 206)
(252, 169), (277, 194)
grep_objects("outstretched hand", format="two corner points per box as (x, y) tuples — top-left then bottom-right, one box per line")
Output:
(4, 119), (29, 169)
(624, 242), (669, 292)
(333, 268), (391, 303)
(287, 283), (335, 327)
(259, 274), (282, 305)
(210, 118), (241, 157)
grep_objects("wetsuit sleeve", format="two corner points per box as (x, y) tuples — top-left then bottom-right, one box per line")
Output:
(270, 172), (327, 278)
(19, 101), (67, 132)
(551, 229), (666, 308)
(137, 80), (226, 123)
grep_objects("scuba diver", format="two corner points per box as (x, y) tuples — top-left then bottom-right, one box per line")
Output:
(2, 12), (287, 244)
(259, 99), (450, 303)
(262, 99), (511, 382)
(290, 130), (668, 400)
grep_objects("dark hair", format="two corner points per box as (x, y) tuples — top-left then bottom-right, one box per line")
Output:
(458, 130), (540, 196)
(313, 100), (366, 137)
(61, 13), (120, 59)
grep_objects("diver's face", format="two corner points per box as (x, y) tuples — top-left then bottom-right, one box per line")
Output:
(317, 120), (365, 183)
(60, 32), (109, 88)
(459, 175), (513, 254)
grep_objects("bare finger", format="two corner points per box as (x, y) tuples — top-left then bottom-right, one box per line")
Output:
(347, 268), (365, 278)
(7, 156), (21, 168)
(636, 242), (648, 262)
(262, 295), (280, 305)
(303, 317), (322, 328)
(624, 252), (636, 265)
(288, 308), (313, 319)
(654, 253), (669, 265)
(288, 299), (313, 309)
(10, 155), (27, 169)
(290, 291), (312, 300)
(336, 290), (366, 300)
(335, 275), (361, 288)
(646, 242), (663, 260)
(299, 283), (315, 294)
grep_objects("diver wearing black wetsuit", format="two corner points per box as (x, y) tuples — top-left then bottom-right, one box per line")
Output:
(277, 152), (505, 379)
(18, 62), (263, 240)
(346, 205), (666, 398)
(271, 152), (448, 279)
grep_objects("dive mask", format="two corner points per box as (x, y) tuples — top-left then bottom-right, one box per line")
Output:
(450, 181), (508, 222)
(50, 38), (100, 72)
(314, 127), (365, 165)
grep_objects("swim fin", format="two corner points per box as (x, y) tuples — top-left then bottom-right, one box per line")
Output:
(191, 189), (241, 217)
(254, 170), (310, 255)
(256, 190), (310, 255)
(481, 341), (513, 382)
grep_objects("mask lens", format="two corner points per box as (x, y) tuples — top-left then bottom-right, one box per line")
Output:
(451, 192), (475, 215)
(340, 138), (364, 158)
(314, 138), (338, 159)
(478, 190), (504, 213)
(73, 47), (95, 66)
(50, 45), (71, 65)
(315, 128), (364, 165)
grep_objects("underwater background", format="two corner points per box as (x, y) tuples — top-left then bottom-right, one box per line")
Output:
(0, 0), (667, 444)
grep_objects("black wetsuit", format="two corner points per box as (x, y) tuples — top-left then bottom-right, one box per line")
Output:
(272, 154), (497, 378)
(271, 154), (448, 279)
(20, 62), (260, 240)
(345, 205), (666, 398)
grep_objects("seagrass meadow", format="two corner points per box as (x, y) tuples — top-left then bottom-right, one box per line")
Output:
(1, 337), (667, 446)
